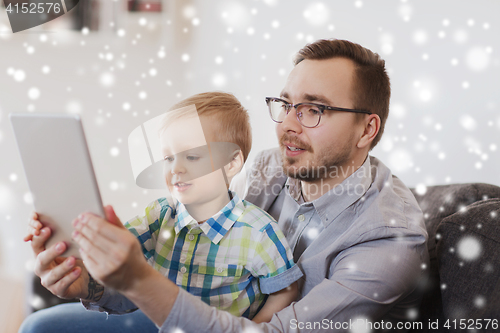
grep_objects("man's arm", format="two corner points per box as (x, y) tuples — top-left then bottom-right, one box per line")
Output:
(160, 233), (427, 332)
(72, 191), (426, 332)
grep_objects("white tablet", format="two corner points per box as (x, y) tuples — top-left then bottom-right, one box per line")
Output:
(10, 113), (104, 259)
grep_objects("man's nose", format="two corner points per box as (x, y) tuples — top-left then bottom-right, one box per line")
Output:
(279, 108), (302, 134)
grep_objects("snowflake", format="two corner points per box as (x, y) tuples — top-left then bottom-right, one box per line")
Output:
(307, 227), (319, 239)
(30, 296), (46, 310)
(349, 317), (372, 333)
(13, 69), (26, 82)
(170, 328), (185, 333)
(474, 296), (486, 309)
(100, 72), (115, 87)
(162, 230), (172, 240)
(413, 30), (428, 45)
(407, 308), (418, 320)
(303, 3), (330, 26)
(460, 115), (477, 131)
(457, 236), (482, 261)
(415, 183), (427, 195)
(242, 328), (263, 333)
(466, 47), (491, 71)
(28, 87), (41, 100)
(453, 29), (468, 44)
(24, 192), (34, 204)
(110, 147), (120, 157)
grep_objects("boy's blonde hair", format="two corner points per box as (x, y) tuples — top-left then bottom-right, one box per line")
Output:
(161, 92), (252, 162)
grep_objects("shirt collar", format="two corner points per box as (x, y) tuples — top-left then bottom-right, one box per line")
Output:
(174, 191), (245, 244)
(286, 156), (373, 227)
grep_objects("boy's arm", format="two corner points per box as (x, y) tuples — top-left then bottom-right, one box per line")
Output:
(251, 282), (298, 323)
(249, 220), (303, 320)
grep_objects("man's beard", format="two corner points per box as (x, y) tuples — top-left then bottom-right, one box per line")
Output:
(280, 133), (352, 182)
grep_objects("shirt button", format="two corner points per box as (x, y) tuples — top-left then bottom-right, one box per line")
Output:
(180, 267), (187, 274)
(188, 234), (195, 241)
(216, 267), (224, 273)
(298, 214), (305, 222)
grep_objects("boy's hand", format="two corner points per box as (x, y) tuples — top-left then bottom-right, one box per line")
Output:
(23, 212), (43, 242)
(31, 226), (90, 300)
(72, 205), (152, 293)
(252, 282), (299, 323)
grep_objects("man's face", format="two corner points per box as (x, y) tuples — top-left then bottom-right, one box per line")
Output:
(277, 57), (363, 182)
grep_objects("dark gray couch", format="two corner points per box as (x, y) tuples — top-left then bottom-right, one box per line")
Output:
(410, 183), (500, 331)
(28, 183), (500, 329)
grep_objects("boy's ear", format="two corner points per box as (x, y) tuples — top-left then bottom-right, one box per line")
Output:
(224, 150), (244, 179)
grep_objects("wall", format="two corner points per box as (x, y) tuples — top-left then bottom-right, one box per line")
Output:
(0, 0), (498, 284)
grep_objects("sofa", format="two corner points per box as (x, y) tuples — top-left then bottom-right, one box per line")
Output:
(409, 183), (500, 331)
(27, 183), (500, 329)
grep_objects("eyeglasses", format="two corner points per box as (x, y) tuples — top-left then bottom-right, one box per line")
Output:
(265, 97), (372, 128)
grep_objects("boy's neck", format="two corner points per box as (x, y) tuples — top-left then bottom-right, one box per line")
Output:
(184, 190), (232, 223)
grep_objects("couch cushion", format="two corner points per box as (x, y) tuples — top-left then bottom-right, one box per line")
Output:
(437, 198), (500, 320)
(410, 183), (500, 325)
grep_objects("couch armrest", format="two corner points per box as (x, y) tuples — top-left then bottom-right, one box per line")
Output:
(437, 198), (500, 320)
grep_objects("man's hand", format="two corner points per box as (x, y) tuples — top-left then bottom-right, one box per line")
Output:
(29, 221), (89, 300)
(73, 205), (180, 326)
(72, 205), (152, 293)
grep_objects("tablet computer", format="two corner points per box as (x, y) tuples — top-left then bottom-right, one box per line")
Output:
(10, 113), (104, 259)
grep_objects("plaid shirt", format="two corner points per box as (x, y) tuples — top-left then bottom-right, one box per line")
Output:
(125, 192), (302, 318)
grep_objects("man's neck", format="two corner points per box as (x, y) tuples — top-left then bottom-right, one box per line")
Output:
(300, 154), (368, 202)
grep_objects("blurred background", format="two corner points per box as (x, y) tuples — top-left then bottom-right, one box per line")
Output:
(0, 0), (499, 330)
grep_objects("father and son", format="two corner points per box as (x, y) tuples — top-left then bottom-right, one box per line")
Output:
(21, 39), (428, 332)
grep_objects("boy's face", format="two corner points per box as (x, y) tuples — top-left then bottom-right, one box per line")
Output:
(159, 115), (228, 207)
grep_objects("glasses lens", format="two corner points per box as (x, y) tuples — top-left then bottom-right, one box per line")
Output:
(269, 100), (287, 122)
(297, 104), (321, 127)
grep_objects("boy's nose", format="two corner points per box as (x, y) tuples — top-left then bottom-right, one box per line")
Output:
(169, 159), (186, 175)
(170, 165), (186, 175)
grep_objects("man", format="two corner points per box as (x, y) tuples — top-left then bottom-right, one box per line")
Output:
(24, 39), (428, 332)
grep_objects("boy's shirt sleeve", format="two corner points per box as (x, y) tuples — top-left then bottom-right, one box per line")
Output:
(250, 221), (303, 295)
(124, 197), (172, 261)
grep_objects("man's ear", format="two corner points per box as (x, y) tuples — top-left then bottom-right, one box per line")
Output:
(357, 114), (380, 149)
(224, 150), (244, 179)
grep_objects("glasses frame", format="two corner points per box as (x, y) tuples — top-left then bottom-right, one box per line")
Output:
(265, 97), (372, 128)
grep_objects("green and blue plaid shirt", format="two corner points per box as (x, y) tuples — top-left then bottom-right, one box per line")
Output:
(124, 191), (302, 318)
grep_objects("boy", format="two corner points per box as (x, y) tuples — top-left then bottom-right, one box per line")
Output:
(26, 92), (302, 323)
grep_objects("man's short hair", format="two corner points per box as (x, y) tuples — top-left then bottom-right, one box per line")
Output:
(163, 92), (252, 162)
(294, 39), (390, 149)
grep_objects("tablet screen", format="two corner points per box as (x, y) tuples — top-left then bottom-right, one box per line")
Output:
(10, 113), (104, 259)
